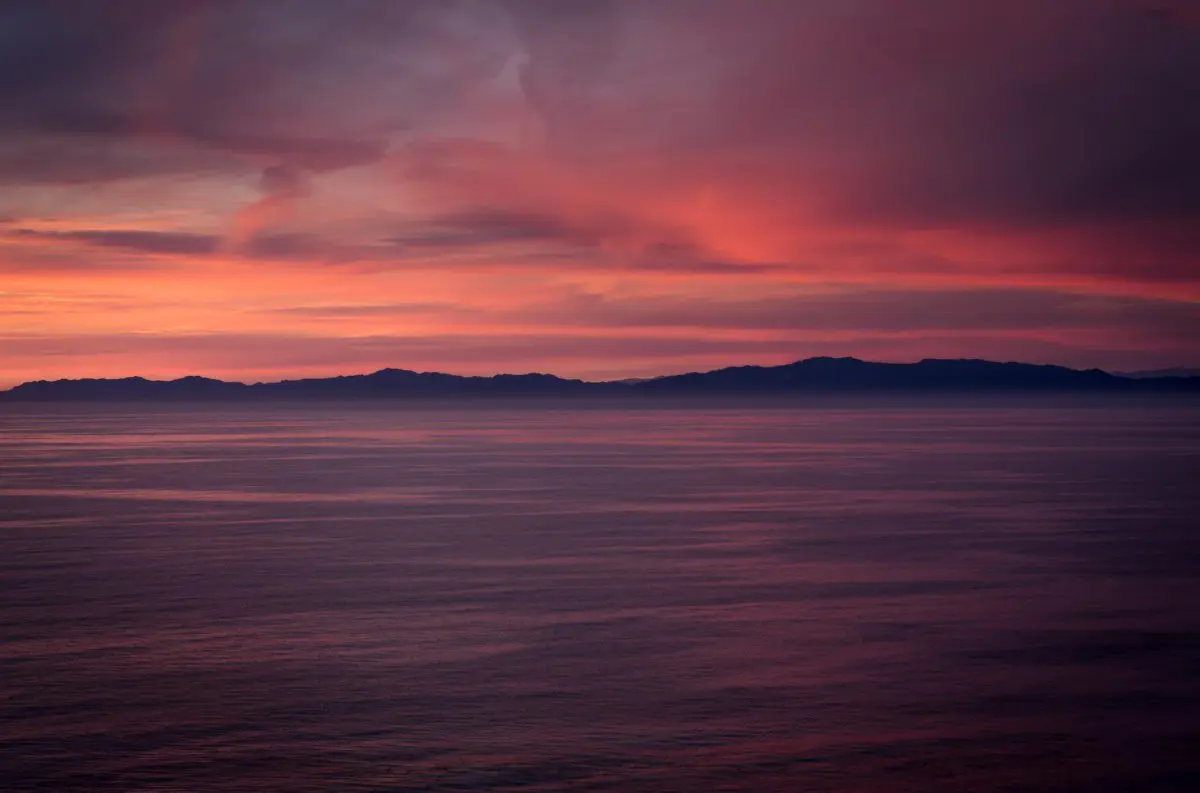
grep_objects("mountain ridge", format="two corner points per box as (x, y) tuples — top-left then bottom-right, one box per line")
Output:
(4, 357), (1198, 401)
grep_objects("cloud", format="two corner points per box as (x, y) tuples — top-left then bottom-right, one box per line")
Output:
(646, 0), (1200, 228)
(268, 303), (467, 318)
(9, 228), (219, 256)
(223, 164), (311, 251)
(6, 2), (1198, 240)
(517, 287), (1200, 344)
(0, 1), (508, 182)
(0, 134), (241, 185)
(1, 0), (1198, 378)
(2, 218), (781, 277)
(389, 207), (575, 249)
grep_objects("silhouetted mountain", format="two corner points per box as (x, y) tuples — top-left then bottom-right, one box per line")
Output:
(3, 376), (249, 401)
(1, 369), (601, 401)
(637, 357), (1135, 393)
(257, 369), (600, 398)
(2, 358), (1198, 401)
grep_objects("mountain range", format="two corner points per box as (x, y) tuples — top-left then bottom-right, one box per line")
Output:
(3, 357), (1198, 401)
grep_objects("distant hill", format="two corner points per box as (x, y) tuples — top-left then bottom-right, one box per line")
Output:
(637, 357), (1157, 393)
(1, 369), (601, 401)
(2, 358), (1198, 401)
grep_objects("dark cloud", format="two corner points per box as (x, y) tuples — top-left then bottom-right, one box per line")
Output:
(9, 228), (219, 256)
(4, 0), (1197, 231)
(4, 226), (350, 262)
(1043, 220), (1200, 283)
(390, 207), (576, 249)
(259, 165), (307, 197)
(2, 220), (777, 275)
(387, 204), (702, 255)
(501, 0), (622, 151)
(0, 0), (507, 181)
(241, 233), (331, 259)
(199, 135), (387, 173)
(0, 134), (238, 184)
(618, 1), (1200, 228)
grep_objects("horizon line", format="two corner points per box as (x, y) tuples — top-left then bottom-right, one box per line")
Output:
(6, 355), (1197, 392)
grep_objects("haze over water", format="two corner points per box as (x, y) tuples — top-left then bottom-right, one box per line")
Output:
(2, 402), (1198, 792)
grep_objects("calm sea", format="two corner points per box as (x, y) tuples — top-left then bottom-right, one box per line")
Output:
(1, 401), (1198, 792)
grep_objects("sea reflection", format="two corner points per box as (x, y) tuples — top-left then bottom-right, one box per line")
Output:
(1, 401), (1198, 792)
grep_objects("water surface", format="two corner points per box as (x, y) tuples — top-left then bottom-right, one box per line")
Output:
(2, 402), (1198, 791)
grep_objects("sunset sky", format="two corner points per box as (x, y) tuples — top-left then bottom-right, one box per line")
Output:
(2, 0), (1198, 385)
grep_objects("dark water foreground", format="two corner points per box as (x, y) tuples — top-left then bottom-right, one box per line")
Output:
(1, 401), (1198, 792)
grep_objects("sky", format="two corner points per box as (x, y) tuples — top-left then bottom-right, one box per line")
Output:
(1, 0), (1198, 385)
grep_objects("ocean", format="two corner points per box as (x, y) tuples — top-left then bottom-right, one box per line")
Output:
(2, 401), (1198, 792)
